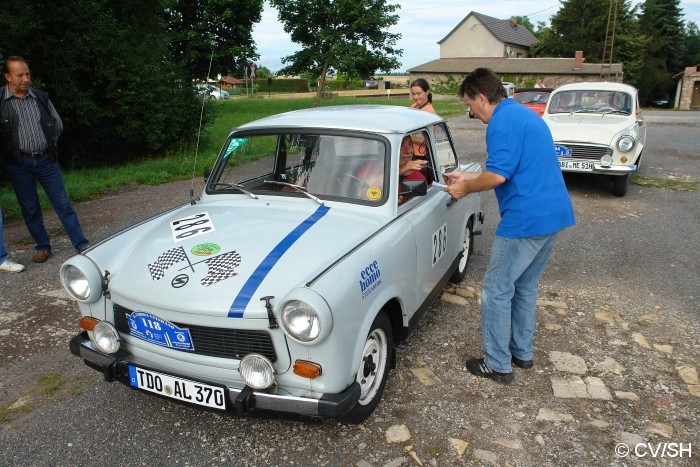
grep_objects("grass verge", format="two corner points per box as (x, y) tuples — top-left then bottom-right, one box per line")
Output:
(631, 175), (699, 191)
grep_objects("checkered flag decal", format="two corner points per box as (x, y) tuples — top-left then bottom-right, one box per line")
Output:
(201, 250), (242, 287)
(148, 246), (188, 280)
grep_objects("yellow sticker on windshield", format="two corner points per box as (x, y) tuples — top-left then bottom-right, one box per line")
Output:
(366, 187), (382, 200)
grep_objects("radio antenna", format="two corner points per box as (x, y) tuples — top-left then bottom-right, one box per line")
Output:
(190, 48), (216, 205)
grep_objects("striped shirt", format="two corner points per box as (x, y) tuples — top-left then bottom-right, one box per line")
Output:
(1, 86), (63, 153)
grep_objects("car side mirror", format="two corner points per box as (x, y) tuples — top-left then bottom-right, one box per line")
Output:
(399, 179), (428, 199)
(203, 168), (211, 181)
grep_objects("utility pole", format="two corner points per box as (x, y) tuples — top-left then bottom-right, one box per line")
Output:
(601, 0), (618, 79)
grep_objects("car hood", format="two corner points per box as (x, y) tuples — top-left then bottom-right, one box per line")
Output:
(545, 114), (635, 143)
(89, 202), (381, 318)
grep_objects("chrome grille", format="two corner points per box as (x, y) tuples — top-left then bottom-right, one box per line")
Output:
(113, 304), (277, 362)
(556, 143), (612, 160)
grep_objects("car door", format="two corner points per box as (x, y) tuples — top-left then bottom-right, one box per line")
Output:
(400, 126), (464, 305)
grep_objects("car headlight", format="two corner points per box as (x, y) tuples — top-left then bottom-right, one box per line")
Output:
(279, 288), (332, 344)
(60, 255), (104, 303)
(282, 300), (321, 342)
(93, 321), (121, 354)
(600, 154), (613, 167)
(617, 135), (635, 153)
(239, 354), (275, 389)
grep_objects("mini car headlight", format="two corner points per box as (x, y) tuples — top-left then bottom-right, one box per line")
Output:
(617, 135), (635, 153)
(281, 300), (320, 342)
(600, 154), (613, 167)
(93, 321), (121, 354)
(239, 354), (275, 389)
(60, 255), (104, 303)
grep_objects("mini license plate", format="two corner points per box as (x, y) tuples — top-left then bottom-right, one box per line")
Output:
(126, 311), (194, 351)
(128, 365), (226, 410)
(559, 160), (594, 171)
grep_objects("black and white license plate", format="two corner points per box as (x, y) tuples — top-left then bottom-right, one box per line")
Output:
(559, 160), (594, 171)
(128, 365), (226, 410)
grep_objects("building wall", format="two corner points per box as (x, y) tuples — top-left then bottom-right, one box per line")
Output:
(440, 17), (504, 58)
(676, 66), (700, 110)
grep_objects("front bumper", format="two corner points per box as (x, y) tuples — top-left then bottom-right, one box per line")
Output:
(70, 332), (360, 419)
(591, 163), (637, 175)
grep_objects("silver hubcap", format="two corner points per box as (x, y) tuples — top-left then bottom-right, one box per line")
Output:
(356, 328), (388, 405)
(458, 225), (472, 272)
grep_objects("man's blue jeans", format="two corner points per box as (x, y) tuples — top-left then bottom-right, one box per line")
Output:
(3, 154), (87, 252)
(0, 207), (8, 264)
(481, 232), (560, 372)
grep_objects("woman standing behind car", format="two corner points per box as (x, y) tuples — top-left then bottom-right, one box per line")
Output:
(409, 78), (435, 157)
(409, 78), (435, 113)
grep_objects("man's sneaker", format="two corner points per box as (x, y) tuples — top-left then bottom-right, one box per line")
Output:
(0, 259), (26, 273)
(32, 250), (52, 263)
(512, 356), (534, 369)
(465, 357), (514, 384)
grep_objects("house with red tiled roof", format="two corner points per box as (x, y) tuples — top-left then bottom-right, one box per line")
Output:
(218, 76), (244, 89)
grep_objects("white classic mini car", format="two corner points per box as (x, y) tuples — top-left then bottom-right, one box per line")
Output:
(62, 105), (484, 423)
(543, 82), (646, 197)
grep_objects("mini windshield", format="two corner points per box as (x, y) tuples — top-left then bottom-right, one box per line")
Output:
(208, 132), (389, 205)
(548, 90), (633, 115)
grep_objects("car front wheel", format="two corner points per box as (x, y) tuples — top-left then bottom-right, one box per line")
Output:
(449, 218), (474, 283)
(342, 311), (393, 424)
(612, 173), (629, 197)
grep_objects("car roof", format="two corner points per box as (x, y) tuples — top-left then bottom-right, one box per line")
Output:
(236, 105), (444, 135)
(553, 81), (638, 94)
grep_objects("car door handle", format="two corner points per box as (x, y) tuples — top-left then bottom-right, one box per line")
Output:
(446, 196), (458, 208)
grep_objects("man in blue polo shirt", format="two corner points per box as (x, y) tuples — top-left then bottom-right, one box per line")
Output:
(445, 68), (575, 384)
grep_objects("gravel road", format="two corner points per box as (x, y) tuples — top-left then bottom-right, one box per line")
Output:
(0, 110), (698, 466)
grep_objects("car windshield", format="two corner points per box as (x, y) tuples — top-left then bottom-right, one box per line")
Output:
(548, 90), (633, 115)
(208, 132), (389, 205)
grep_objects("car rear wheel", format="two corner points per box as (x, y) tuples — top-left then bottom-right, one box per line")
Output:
(449, 218), (474, 284)
(342, 311), (393, 424)
(612, 173), (629, 197)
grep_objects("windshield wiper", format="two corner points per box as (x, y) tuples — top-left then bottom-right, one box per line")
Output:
(210, 182), (258, 199)
(264, 180), (324, 205)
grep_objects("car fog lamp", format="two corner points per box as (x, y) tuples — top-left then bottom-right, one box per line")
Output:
(64, 265), (91, 300)
(93, 321), (121, 354)
(600, 154), (613, 167)
(239, 354), (275, 389)
(617, 135), (635, 153)
(281, 300), (320, 342)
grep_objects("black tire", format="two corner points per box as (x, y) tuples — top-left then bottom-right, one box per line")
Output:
(341, 311), (394, 424)
(449, 218), (474, 284)
(612, 173), (629, 197)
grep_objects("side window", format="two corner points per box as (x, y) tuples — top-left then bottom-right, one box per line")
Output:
(433, 123), (458, 173)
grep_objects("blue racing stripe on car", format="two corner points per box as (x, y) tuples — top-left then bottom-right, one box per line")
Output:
(227, 205), (331, 318)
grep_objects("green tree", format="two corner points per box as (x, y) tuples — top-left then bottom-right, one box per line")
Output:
(681, 22), (700, 65)
(637, 0), (687, 103)
(164, 0), (264, 80)
(1, 0), (202, 168)
(531, 0), (637, 62)
(270, 0), (402, 106)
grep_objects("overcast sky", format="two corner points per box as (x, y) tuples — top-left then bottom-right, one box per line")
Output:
(251, 0), (700, 74)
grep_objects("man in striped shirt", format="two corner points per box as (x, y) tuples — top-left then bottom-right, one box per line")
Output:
(0, 56), (88, 263)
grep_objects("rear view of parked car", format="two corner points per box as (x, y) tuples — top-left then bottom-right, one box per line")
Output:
(543, 82), (646, 197)
(513, 88), (553, 117)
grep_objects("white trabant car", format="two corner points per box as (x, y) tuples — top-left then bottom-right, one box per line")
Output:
(62, 105), (484, 423)
(543, 82), (646, 197)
